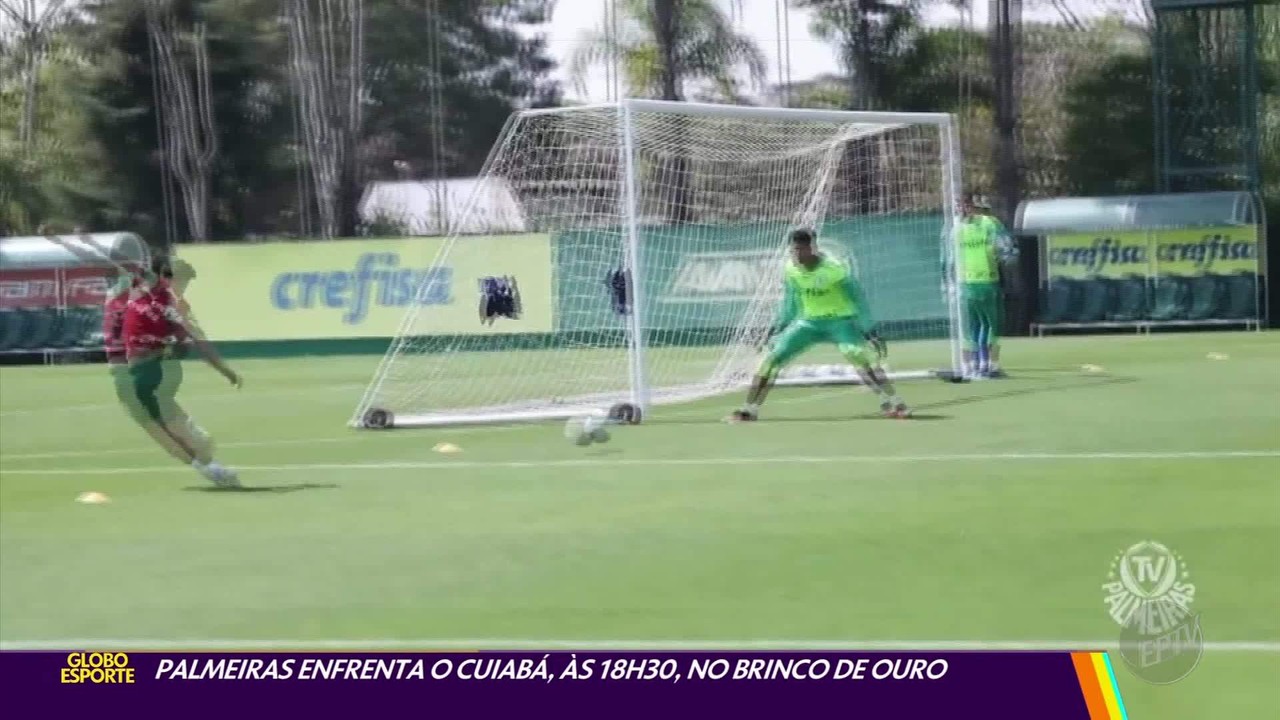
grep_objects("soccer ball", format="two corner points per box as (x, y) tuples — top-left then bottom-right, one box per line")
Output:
(564, 414), (610, 446)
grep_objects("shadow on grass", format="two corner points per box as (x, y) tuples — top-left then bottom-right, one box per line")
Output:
(183, 483), (339, 494)
(914, 373), (1137, 413)
(651, 411), (952, 425)
(647, 370), (1136, 426)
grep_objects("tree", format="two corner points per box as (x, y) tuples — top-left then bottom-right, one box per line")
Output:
(568, 0), (766, 102)
(796, 0), (920, 111)
(147, 1), (218, 241)
(1060, 51), (1154, 196)
(0, 0), (71, 151)
(78, 0), (295, 242)
(285, 0), (364, 239)
(0, 6), (115, 234)
(359, 0), (560, 184)
(11, 0), (560, 239)
(883, 26), (991, 112)
(568, 0), (764, 225)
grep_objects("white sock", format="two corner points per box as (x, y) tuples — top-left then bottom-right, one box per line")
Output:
(188, 418), (210, 441)
(745, 403), (760, 414)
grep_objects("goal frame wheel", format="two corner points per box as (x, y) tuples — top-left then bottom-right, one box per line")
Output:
(608, 402), (643, 425)
(363, 408), (395, 429)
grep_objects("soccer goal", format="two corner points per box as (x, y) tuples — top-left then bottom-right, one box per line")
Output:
(352, 99), (963, 429)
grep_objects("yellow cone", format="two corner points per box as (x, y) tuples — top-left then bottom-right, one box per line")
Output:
(76, 491), (110, 505)
(433, 442), (462, 454)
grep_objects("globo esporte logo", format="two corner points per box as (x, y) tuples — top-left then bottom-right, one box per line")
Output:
(60, 652), (136, 684)
(269, 252), (453, 324)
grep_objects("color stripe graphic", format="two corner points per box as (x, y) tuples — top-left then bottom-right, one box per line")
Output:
(1070, 651), (1130, 719)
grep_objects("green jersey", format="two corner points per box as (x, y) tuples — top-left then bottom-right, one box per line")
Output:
(954, 214), (1015, 284)
(776, 255), (873, 327)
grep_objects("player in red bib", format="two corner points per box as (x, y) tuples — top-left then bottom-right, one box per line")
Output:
(48, 233), (166, 425)
(46, 233), (242, 487)
(124, 255), (243, 486)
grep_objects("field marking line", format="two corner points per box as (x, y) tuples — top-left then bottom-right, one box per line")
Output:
(0, 426), (510, 462)
(1, 638), (1276, 652)
(0, 383), (369, 418)
(3, 450), (1278, 477)
(0, 388), (836, 462)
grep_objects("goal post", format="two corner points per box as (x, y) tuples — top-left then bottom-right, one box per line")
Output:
(352, 100), (964, 429)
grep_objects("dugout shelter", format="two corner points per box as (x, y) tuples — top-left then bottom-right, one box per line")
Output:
(1015, 191), (1266, 336)
(0, 232), (150, 364)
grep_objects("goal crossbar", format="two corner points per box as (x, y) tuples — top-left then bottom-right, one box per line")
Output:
(522, 100), (953, 128)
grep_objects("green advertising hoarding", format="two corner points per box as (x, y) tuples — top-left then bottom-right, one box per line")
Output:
(178, 235), (553, 341)
(173, 216), (947, 351)
(555, 214), (949, 337)
(1045, 225), (1260, 279)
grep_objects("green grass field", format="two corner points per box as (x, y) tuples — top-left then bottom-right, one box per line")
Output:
(2, 331), (1277, 716)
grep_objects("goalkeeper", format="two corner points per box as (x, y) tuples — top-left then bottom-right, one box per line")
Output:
(727, 228), (910, 422)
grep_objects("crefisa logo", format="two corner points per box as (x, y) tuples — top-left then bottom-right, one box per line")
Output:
(1102, 540), (1203, 684)
(60, 652), (136, 684)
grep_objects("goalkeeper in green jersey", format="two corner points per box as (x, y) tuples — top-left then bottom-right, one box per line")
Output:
(947, 193), (1018, 379)
(727, 228), (911, 422)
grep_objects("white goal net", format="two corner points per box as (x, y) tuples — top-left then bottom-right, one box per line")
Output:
(353, 100), (962, 428)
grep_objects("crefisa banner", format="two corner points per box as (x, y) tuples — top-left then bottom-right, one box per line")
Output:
(0, 649), (1131, 719)
(1044, 224), (1261, 280)
(177, 235), (554, 341)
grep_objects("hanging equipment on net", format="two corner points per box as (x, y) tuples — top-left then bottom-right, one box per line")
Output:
(607, 268), (631, 316)
(479, 276), (521, 325)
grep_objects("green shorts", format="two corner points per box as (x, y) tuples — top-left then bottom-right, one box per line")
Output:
(763, 317), (871, 372)
(962, 281), (1002, 349)
(111, 363), (151, 425)
(125, 356), (184, 424)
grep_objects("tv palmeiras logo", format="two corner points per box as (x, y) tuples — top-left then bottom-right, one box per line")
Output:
(1102, 540), (1203, 684)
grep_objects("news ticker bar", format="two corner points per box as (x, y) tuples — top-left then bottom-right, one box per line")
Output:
(0, 650), (1129, 719)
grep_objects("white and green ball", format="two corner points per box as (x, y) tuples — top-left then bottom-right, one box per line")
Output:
(565, 414), (611, 446)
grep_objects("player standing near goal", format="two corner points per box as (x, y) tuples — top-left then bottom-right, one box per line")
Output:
(949, 194), (1018, 378)
(727, 228), (910, 422)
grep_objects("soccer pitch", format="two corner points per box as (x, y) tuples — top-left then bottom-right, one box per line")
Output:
(2, 331), (1277, 716)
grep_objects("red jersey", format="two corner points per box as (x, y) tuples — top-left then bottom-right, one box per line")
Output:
(103, 276), (142, 364)
(124, 279), (183, 360)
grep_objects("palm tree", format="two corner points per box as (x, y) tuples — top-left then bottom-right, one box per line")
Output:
(569, 0), (766, 102)
(569, 1), (765, 225)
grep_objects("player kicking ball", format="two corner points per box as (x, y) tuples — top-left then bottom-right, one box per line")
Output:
(44, 232), (193, 462)
(44, 231), (240, 486)
(124, 255), (243, 487)
(727, 228), (910, 422)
